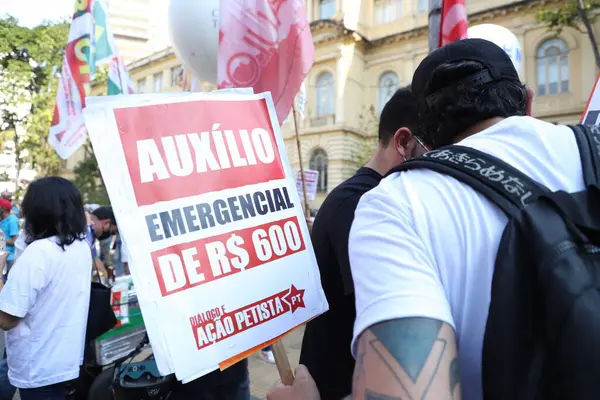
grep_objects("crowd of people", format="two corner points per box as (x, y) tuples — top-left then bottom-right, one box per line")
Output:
(0, 181), (267, 399)
(0, 38), (596, 400)
(0, 181), (140, 400)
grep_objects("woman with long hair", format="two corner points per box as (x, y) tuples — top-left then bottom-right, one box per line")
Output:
(0, 177), (91, 400)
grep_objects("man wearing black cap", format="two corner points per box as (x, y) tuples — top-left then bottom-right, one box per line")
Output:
(268, 39), (585, 400)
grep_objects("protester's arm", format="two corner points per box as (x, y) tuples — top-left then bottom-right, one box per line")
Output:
(0, 311), (20, 330)
(349, 179), (460, 400)
(268, 177), (461, 400)
(352, 319), (460, 400)
(94, 258), (108, 281)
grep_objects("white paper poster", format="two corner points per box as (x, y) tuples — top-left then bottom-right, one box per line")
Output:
(83, 91), (328, 382)
(296, 169), (319, 202)
(582, 74), (600, 125)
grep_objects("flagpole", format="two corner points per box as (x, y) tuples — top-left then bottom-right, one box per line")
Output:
(428, 0), (443, 52)
(292, 105), (311, 219)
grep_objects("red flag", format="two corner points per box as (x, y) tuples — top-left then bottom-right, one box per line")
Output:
(439, 0), (468, 48)
(217, 0), (314, 125)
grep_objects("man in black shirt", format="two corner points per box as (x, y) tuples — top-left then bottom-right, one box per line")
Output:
(299, 86), (425, 399)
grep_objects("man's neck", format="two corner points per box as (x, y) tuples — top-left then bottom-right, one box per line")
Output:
(365, 149), (393, 176)
(453, 117), (505, 143)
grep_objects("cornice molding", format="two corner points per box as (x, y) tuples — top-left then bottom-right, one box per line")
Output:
(127, 46), (176, 72)
(370, 0), (565, 49)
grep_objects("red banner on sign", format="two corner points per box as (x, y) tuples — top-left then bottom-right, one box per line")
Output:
(152, 216), (306, 296)
(190, 284), (306, 350)
(114, 98), (286, 206)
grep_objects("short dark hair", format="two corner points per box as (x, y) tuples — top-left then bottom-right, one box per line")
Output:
(92, 206), (116, 224)
(21, 177), (86, 249)
(416, 60), (528, 149)
(378, 86), (419, 147)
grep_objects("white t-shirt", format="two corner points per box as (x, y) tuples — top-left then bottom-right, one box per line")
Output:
(348, 117), (585, 400)
(14, 232), (26, 261)
(121, 238), (129, 264)
(0, 237), (92, 388)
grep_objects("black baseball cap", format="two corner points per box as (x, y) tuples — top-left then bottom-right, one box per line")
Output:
(92, 206), (116, 224)
(413, 39), (520, 108)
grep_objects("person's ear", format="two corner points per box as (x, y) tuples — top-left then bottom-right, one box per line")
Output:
(392, 127), (414, 160)
(525, 86), (535, 116)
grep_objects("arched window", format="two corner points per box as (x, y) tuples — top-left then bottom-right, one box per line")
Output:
(374, 0), (403, 24)
(536, 38), (569, 96)
(319, 0), (335, 19)
(309, 149), (328, 193)
(378, 71), (400, 114)
(316, 72), (334, 116)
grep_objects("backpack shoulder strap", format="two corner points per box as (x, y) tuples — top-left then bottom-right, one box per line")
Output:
(387, 145), (549, 218)
(570, 124), (600, 187)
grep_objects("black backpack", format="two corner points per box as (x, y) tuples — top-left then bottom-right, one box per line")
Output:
(388, 124), (600, 399)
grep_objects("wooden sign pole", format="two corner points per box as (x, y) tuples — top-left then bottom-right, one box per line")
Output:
(272, 340), (295, 385)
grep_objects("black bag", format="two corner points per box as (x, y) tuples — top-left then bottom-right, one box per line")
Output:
(86, 271), (117, 342)
(388, 124), (600, 399)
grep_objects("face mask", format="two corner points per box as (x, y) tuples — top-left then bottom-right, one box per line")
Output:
(92, 225), (111, 241)
(97, 230), (112, 241)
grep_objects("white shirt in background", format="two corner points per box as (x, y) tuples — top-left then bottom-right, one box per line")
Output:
(348, 117), (585, 400)
(13, 233), (26, 261)
(121, 238), (129, 264)
(0, 237), (92, 388)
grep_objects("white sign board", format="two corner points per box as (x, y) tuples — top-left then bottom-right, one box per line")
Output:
(83, 91), (328, 383)
(296, 169), (319, 202)
(582, 74), (600, 125)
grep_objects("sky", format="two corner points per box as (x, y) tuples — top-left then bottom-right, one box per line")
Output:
(0, 0), (75, 27)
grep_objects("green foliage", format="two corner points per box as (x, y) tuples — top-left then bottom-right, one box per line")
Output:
(0, 16), (70, 178)
(537, 0), (600, 69)
(73, 143), (109, 205)
(92, 65), (109, 96)
(355, 105), (379, 167)
(536, 0), (599, 34)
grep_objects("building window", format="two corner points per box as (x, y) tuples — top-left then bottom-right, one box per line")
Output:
(316, 71), (334, 116)
(374, 0), (402, 24)
(319, 0), (335, 19)
(418, 0), (427, 12)
(153, 72), (163, 92)
(536, 38), (569, 96)
(309, 148), (328, 193)
(378, 71), (400, 114)
(171, 66), (184, 87)
(137, 78), (146, 93)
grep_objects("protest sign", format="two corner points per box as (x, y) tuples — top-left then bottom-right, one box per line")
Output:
(582, 74), (600, 124)
(296, 169), (319, 202)
(83, 91), (328, 382)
